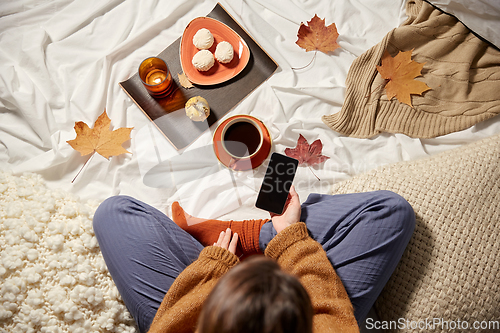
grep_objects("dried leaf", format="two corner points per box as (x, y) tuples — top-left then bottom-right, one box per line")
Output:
(178, 72), (194, 89)
(284, 134), (329, 166)
(376, 49), (431, 107)
(67, 110), (133, 159)
(296, 14), (340, 54)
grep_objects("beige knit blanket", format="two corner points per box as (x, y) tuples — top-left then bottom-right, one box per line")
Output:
(323, 0), (500, 138)
(331, 133), (500, 332)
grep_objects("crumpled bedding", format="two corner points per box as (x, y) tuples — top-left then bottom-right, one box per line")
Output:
(1, 0), (499, 221)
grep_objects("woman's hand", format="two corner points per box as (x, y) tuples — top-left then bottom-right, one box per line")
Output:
(213, 228), (238, 255)
(270, 185), (301, 234)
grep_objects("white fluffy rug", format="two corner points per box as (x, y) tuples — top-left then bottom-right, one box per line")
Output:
(0, 171), (137, 333)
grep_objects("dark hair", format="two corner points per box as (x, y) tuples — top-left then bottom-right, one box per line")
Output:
(198, 256), (313, 333)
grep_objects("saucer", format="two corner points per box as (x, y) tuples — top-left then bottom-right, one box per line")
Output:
(213, 115), (271, 171)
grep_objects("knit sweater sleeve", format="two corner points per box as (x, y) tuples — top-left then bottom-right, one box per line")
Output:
(265, 222), (359, 333)
(147, 246), (239, 333)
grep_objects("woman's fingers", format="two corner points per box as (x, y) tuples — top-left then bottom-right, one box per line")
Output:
(215, 230), (225, 246)
(269, 185), (300, 218)
(228, 232), (238, 254)
(215, 228), (237, 254)
(221, 228), (231, 248)
(288, 185), (299, 203)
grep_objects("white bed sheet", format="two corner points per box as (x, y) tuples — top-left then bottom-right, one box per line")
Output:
(1, 0), (499, 220)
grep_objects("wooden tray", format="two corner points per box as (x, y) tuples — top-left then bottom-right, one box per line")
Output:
(119, 3), (278, 150)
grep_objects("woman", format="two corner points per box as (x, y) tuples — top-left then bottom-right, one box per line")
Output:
(197, 255), (314, 333)
(93, 186), (415, 332)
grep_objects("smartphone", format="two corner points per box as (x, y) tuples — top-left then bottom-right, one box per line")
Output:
(255, 153), (299, 215)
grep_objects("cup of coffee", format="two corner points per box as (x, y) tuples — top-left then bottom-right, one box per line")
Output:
(213, 115), (271, 171)
(222, 117), (263, 159)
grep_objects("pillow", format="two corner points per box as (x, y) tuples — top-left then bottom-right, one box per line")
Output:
(331, 133), (500, 331)
(427, 0), (500, 49)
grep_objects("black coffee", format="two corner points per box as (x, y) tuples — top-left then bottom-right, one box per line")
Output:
(223, 121), (261, 157)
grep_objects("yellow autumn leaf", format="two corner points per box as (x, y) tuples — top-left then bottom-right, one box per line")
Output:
(376, 49), (431, 107)
(67, 110), (133, 159)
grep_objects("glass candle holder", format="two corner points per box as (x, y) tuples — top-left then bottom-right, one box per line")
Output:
(138, 57), (174, 98)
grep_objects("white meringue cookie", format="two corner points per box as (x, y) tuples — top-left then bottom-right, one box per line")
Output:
(215, 41), (234, 63)
(192, 50), (215, 71)
(192, 28), (214, 50)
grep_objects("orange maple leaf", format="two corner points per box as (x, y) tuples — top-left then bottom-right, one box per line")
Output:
(67, 110), (133, 159)
(376, 49), (431, 107)
(296, 14), (340, 53)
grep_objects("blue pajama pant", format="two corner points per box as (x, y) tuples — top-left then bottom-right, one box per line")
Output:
(93, 190), (415, 332)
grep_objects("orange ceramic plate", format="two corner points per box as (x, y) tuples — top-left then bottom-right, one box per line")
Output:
(213, 115), (272, 171)
(180, 17), (251, 85)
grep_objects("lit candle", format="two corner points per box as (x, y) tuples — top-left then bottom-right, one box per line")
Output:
(145, 68), (167, 85)
(138, 57), (174, 98)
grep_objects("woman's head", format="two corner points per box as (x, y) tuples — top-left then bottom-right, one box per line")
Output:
(198, 256), (313, 333)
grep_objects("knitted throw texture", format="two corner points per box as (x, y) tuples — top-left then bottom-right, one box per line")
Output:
(330, 133), (500, 332)
(322, 0), (500, 138)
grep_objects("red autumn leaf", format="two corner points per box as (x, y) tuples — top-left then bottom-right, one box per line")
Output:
(284, 134), (329, 166)
(296, 14), (340, 54)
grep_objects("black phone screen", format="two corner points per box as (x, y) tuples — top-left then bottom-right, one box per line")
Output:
(255, 153), (298, 215)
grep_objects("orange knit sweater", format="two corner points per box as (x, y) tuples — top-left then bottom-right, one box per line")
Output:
(147, 222), (359, 333)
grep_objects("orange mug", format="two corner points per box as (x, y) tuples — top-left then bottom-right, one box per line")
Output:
(213, 115), (271, 171)
(221, 116), (264, 160)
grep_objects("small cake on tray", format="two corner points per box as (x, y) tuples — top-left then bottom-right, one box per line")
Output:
(185, 96), (210, 122)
